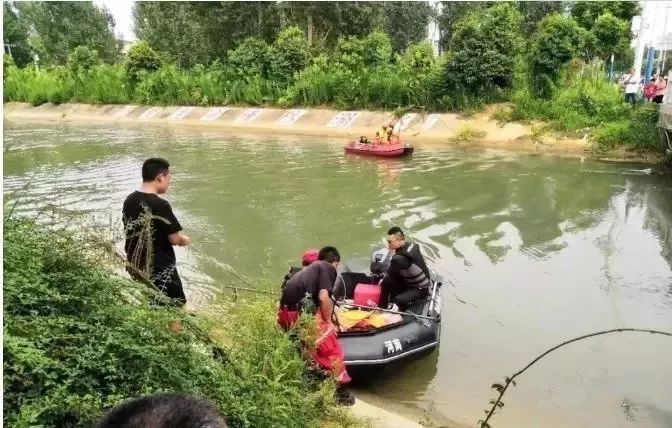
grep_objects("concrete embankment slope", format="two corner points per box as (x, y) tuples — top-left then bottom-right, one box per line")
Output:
(350, 398), (421, 428)
(4, 102), (601, 158)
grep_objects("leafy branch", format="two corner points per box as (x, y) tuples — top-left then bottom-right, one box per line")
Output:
(479, 328), (672, 428)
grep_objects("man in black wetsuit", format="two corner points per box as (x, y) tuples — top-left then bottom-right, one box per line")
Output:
(378, 226), (431, 311)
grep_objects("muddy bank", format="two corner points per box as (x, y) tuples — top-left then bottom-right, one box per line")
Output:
(6, 101), (660, 162)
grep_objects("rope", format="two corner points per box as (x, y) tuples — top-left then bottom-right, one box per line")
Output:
(190, 244), (276, 296)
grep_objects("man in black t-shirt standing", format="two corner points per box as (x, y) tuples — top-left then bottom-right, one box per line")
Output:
(123, 158), (191, 306)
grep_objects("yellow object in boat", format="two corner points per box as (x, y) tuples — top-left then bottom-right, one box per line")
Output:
(368, 313), (388, 328)
(342, 310), (372, 321)
(336, 309), (372, 329)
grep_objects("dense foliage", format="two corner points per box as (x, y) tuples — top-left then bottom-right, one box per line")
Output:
(3, 218), (358, 428)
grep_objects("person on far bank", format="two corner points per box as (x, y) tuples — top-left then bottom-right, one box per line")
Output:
(378, 226), (431, 311)
(621, 68), (639, 104)
(654, 73), (667, 104)
(123, 157), (191, 306)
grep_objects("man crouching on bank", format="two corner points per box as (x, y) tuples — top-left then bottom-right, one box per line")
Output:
(277, 246), (355, 405)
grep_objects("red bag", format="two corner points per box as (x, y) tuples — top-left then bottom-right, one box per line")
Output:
(277, 309), (352, 384)
(312, 319), (352, 384)
(644, 83), (657, 99)
(277, 307), (300, 331)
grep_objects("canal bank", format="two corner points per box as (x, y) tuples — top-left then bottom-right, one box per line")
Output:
(4, 101), (663, 163)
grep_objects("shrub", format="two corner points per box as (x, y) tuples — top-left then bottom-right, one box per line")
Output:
(3, 217), (357, 428)
(529, 14), (587, 97)
(68, 46), (101, 75)
(228, 37), (270, 79)
(444, 4), (523, 96)
(267, 26), (310, 85)
(124, 41), (162, 86)
(361, 30), (393, 69)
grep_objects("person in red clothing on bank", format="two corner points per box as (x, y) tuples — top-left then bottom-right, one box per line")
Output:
(277, 246), (354, 405)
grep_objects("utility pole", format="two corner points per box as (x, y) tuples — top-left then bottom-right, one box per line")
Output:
(633, 3), (649, 78)
(645, 45), (655, 82)
(427, 0), (442, 57)
(661, 2), (671, 75)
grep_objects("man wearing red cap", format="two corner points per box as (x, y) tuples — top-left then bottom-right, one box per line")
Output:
(302, 248), (319, 266)
(277, 246), (354, 405)
(280, 248), (319, 292)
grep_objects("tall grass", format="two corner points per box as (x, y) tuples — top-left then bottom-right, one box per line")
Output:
(71, 64), (129, 104)
(3, 56), (663, 153)
(4, 66), (72, 105)
(285, 63), (442, 110)
(3, 217), (360, 428)
(511, 60), (629, 131)
(509, 60), (662, 152)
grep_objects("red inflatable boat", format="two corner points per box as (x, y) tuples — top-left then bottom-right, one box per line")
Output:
(344, 141), (414, 157)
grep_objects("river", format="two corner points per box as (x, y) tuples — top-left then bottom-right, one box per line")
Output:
(4, 121), (672, 428)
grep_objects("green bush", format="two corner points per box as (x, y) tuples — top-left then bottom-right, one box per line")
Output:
(68, 46), (101, 75)
(134, 65), (196, 105)
(3, 65), (72, 105)
(3, 218), (356, 428)
(529, 13), (587, 97)
(397, 41), (435, 75)
(228, 37), (270, 79)
(267, 26), (311, 85)
(593, 120), (631, 151)
(125, 41), (162, 86)
(444, 3), (523, 96)
(626, 103), (662, 152)
(334, 35), (366, 72)
(593, 105), (660, 153)
(361, 30), (393, 69)
(72, 64), (129, 104)
(512, 60), (625, 129)
(4, 53), (17, 80)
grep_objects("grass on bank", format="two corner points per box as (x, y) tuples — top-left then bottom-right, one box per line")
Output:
(3, 216), (362, 428)
(506, 60), (663, 153)
(3, 57), (665, 154)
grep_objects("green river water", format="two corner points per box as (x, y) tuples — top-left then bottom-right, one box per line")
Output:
(4, 121), (672, 428)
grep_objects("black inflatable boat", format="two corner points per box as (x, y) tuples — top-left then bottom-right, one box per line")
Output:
(334, 272), (442, 380)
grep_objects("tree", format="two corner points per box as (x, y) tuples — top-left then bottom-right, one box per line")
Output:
(445, 4), (523, 94)
(529, 13), (586, 96)
(68, 46), (100, 75)
(3, 2), (33, 67)
(278, 2), (385, 49)
(437, 1), (491, 51)
(16, 1), (120, 65)
(515, 1), (565, 33)
(362, 30), (393, 68)
(133, 2), (281, 68)
(382, 2), (434, 52)
(591, 12), (629, 61)
(133, 2), (212, 68)
(570, 1), (639, 30)
(267, 26), (311, 85)
(228, 37), (270, 78)
(124, 41), (162, 85)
